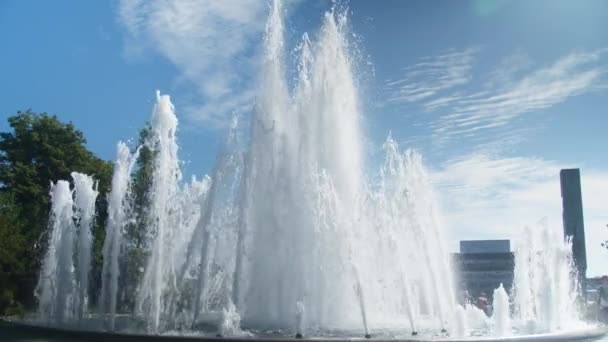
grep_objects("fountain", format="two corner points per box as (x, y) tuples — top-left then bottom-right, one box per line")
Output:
(4, 0), (605, 341)
(35, 173), (98, 325)
(134, 91), (183, 333)
(512, 219), (585, 333)
(36, 180), (75, 325)
(72, 172), (99, 320)
(98, 142), (140, 330)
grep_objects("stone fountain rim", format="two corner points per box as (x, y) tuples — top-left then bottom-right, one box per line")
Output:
(1, 318), (606, 342)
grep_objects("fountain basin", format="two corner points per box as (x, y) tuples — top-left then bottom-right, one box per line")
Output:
(1, 318), (606, 342)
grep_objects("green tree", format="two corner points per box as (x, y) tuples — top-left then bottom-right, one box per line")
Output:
(0, 110), (113, 312)
(129, 123), (154, 248)
(0, 193), (25, 274)
(118, 124), (154, 312)
(0, 192), (26, 315)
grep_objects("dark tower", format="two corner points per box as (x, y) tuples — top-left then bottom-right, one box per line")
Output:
(559, 169), (587, 295)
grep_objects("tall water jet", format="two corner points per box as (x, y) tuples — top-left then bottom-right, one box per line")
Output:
(492, 284), (511, 336)
(189, 118), (241, 327)
(399, 273), (417, 334)
(171, 174), (210, 327)
(513, 219), (582, 333)
(238, 0), (369, 330)
(354, 270), (371, 337)
(36, 180), (76, 324)
(99, 142), (139, 330)
(366, 138), (457, 331)
(129, 92), (210, 332)
(72, 172), (99, 319)
(36, 173), (98, 324)
(136, 91), (182, 333)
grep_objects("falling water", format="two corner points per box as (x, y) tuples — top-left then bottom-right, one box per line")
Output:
(36, 174), (98, 324)
(512, 219), (583, 333)
(463, 304), (490, 332)
(126, 91), (210, 333)
(135, 91), (182, 333)
(99, 142), (139, 329)
(186, 117), (241, 328)
(219, 301), (242, 337)
(369, 138), (457, 330)
(36, 181), (76, 324)
(234, 1), (368, 329)
(226, 0), (458, 332)
(39, 0), (466, 335)
(72, 172), (99, 319)
(354, 270), (370, 337)
(91, 0), (457, 334)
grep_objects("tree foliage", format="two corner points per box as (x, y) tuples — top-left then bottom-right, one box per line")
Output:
(0, 192), (27, 315)
(0, 192), (25, 274)
(119, 124), (154, 311)
(0, 110), (112, 313)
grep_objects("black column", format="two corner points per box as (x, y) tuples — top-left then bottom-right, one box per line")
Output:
(559, 169), (587, 296)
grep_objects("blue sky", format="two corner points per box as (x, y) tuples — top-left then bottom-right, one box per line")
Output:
(1, 0), (607, 276)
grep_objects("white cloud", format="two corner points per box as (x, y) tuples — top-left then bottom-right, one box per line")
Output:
(482, 51), (531, 90)
(116, 0), (272, 126)
(435, 50), (607, 139)
(386, 49), (608, 148)
(181, 88), (255, 129)
(432, 153), (608, 277)
(384, 48), (477, 105)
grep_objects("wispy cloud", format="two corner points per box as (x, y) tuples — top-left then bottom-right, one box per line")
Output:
(482, 51), (531, 90)
(431, 153), (608, 276)
(384, 48), (477, 105)
(386, 48), (608, 147)
(435, 50), (607, 139)
(116, 0), (272, 126)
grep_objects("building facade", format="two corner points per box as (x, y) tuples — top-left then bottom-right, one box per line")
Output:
(452, 240), (514, 304)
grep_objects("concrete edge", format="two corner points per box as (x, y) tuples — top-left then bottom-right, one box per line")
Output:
(1, 319), (607, 342)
